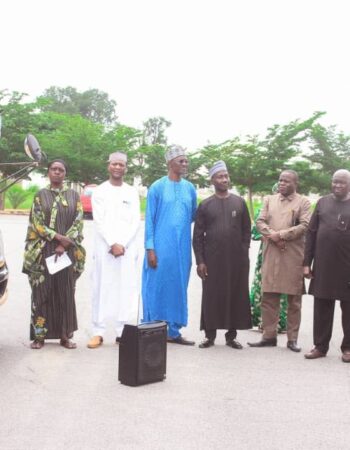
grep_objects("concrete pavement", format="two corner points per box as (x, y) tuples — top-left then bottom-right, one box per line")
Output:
(0, 215), (349, 450)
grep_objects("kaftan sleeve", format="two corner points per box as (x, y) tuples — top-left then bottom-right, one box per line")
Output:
(144, 184), (158, 250)
(256, 196), (275, 236)
(192, 202), (206, 265)
(191, 185), (197, 222)
(279, 197), (311, 241)
(303, 201), (319, 267)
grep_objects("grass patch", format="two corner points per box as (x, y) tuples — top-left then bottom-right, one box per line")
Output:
(140, 196), (146, 214)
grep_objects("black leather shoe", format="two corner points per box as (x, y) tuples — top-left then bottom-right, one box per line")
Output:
(167, 336), (195, 346)
(287, 340), (301, 352)
(198, 338), (215, 348)
(226, 339), (243, 349)
(342, 350), (350, 363)
(247, 338), (277, 347)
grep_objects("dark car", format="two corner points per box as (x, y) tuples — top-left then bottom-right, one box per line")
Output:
(80, 184), (97, 219)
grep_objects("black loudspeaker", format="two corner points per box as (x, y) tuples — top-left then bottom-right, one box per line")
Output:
(118, 321), (167, 386)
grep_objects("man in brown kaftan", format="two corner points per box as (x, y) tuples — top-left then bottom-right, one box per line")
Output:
(248, 170), (311, 352)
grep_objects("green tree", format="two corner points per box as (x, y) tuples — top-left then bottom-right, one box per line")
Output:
(304, 123), (350, 193)
(132, 144), (167, 186)
(0, 90), (40, 175)
(125, 117), (172, 186)
(36, 112), (107, 184)
(6, 184), (29, 209)
(0, 90), (42, 209)
(200, 138), (268, 216)
(284, 159), (317, 195)
(103, 124), (143, 183)
(186, 151), (208, 187)
(142, 117), (171, 145)
(38, 86), (117, 126)
(198, 112), (324, 217)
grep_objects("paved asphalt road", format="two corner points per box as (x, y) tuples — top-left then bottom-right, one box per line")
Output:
(0, 215), (349, 450)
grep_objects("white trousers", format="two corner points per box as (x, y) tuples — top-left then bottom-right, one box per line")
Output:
(92, 318), (127, 338)
(91, 239), (140, 338)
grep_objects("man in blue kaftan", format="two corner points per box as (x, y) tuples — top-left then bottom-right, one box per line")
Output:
(142, 145), (197, 345)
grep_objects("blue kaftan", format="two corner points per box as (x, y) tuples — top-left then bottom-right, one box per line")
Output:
(142, 176), (197, 327)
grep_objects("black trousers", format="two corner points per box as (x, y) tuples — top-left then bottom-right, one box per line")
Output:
(205, 329), (237, 342)
(313, 297), (350, 353)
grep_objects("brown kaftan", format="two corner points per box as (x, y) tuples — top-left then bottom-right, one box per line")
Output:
(257, 192), (311, 296)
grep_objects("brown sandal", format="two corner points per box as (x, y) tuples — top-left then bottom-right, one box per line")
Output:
(60, 339), (77, 349)
(31, 339), (44, 349)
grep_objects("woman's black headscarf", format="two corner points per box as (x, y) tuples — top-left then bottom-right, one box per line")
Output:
(47, 159), (68, 173)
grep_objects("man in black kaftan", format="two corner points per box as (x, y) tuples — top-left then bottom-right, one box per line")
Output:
(304, 170), (350, 363)
(193, 161), (252, 349)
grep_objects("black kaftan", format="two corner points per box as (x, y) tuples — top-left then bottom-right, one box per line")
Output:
(304, 194), (350, 301)
(193, 194), (252, 330)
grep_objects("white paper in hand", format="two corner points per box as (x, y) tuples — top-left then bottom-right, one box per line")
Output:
(45, 252), (72, 275)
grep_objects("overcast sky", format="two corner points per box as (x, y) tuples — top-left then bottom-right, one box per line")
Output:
(1, 0), (350, 149)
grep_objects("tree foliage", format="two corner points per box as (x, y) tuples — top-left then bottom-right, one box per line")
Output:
(126, 118), (171, 186)
(142, 117), (171, 145)
(199, 112), (324, 216)
(304, 123), (350, 194)
(6, 184), (29, 209)
(1, 87), (349, 213)
(38, 86), (117, 125)
(132, 144), (168, 186)
(0, 90), (40, 176)
(36, 112), (108, 184)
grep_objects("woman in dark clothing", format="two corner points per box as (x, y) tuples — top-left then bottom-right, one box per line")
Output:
(23, 160), (85, 349)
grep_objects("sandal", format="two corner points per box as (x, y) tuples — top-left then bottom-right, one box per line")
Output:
(60, 339), (77, 349)
(31, 339), (44, 349)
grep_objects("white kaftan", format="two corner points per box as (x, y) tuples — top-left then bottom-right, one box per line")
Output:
(91, 181), (140, 337)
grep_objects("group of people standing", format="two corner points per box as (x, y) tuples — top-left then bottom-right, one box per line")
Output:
(22, 147), (350, 364)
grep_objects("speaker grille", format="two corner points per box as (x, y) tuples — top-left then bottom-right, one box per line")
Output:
(119, 322), (167, 386)
(138, 328), (167, 384)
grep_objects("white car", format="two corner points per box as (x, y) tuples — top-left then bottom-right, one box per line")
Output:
(0, 230), (8, 305)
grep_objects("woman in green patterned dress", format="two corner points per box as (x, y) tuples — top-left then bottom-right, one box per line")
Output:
(250, 189), (287, 333)
(23, 160), (85, 349)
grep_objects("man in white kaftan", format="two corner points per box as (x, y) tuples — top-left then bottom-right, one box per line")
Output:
(87, 152), (140, 348)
